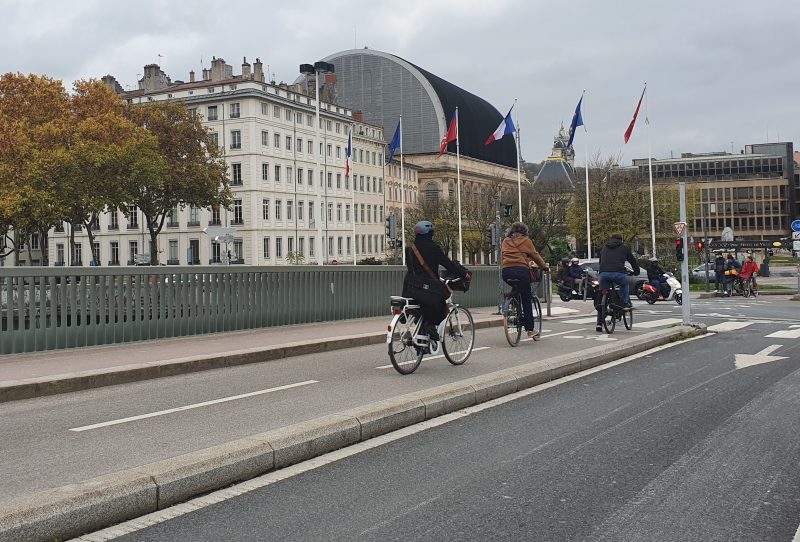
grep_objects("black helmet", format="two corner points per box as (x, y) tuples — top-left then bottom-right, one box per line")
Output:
(414, 220), (434, 236)
(561, 257), (570, 265)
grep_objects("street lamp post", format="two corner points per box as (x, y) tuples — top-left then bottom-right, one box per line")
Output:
(300, 61), (335, 265)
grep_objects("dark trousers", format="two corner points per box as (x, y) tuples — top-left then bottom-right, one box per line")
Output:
(714, 272), (725, 291)
(502, 266), (535, 331)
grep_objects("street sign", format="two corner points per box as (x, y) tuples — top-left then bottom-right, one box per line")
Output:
(791, 219), (800, 232)
(793, 231), (800, 240)
(709, 240), (782, 250)
(673, 222), (686, 236)
(793, 241), (800, 251)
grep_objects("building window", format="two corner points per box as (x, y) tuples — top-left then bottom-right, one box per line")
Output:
(327, 172), (333, 188)
(337, 236), (343, 255)
(110, 242), (119, 265)
(274, 164), (281, 183)
(295, 112), (302, 123)
(298, 237), (305, 257)
(287, 200), (293, 221)
(327, 202), (333, 221)
(262, 163), (269, 181)
(167, 206), (179, 227)
(232, 199), (243, 224)
(345, 175), (350, 190)
(285, 109), (292, 121)
(127, 205), (138, 228)
(336, 173), (341, 189)
(307, 115), (313, 127)
(231, 163), (242, 185)
(276, 237), (283, 259)
(327, 144), (332, 157)
(336, 146), (341, 159)
(207, 106), (218, 121)
(308, 201), (314, 223)
(263, 237), (270, 259)
(108, 209), (118, 230)
(261, 102), (268, 115)
(287, 237), (294, 255)
(188, 205), (199, 226)
(229, 103), (240, 118)
(307, 140), (313, 155)
(211, 205), (221, 225)
(345, 204), (351, 222)
(262, 198), (270, 220)
(233, 240), (243, 263)
(128, 241), (137, 264)
(326, 120), (332, 131)
(273, 132), (280, 148)
(309, 236), (315, 257)
(297, 168), (303, 184)
(230, 130), (241, 149)
(56, 243), (65, 265)
(275, 199), (282, 221)
(328, 236), (334, 256)
(208, 132), (219, 148)
(273, 105), (280, 118)
(168, 240), (178, 263)
(286, 135), (292, 151)
(261, 130), (269, 146)
(286, 167), (293, 185)
(211, 241), (221, 263)
(298, 200), (304, 220)
(336, 203), (342, 222)
(346, 236), (351, 255)
(297, 138), (303, 153)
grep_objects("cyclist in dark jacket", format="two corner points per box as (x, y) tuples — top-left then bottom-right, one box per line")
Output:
(403, 220), (465, 340)
(596, 234), (640, 331)
(647, 257), (667, 298)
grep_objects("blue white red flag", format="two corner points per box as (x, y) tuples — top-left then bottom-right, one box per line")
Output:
(485, 106), (516, 145)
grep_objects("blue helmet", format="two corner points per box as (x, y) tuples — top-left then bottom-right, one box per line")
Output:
(414, 220), (434, 236)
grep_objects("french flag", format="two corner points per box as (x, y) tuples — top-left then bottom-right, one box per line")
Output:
(345, 130), (352, 176)
(485, 106), (516, 145)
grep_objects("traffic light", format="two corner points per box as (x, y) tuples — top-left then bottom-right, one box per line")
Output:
(675, 238), (684, 261)
(503, 204), (513, 218)
(696, 240), (704, 251)
(486, 225), (498, 246)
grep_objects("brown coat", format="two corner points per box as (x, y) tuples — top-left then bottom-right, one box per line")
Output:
(501, 234), (547, 269)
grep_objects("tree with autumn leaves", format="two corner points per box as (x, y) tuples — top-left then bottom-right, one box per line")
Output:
(0, 73), (230, 266)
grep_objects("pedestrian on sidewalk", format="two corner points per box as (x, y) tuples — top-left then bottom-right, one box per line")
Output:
(713, 253), (726, 292)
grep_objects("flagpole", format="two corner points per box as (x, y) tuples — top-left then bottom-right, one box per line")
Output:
(514, 99), (522, 222)
(582, 90), (591, 259)
(644, 83), (656, 257)
(400, 115), (406, 267)
(455, 107), (463, 263)
(350, 128), (357, 265)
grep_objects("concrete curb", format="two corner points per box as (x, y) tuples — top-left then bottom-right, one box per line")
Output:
(0, 325), (703, 542)
(0, 317), (504, 404)
(696, 290), (797, 299)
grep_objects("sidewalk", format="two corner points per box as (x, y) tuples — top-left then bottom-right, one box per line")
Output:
(0, 301), (593, 402)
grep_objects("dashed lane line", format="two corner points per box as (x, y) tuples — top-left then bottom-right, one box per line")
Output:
(69, 381), (319, 432)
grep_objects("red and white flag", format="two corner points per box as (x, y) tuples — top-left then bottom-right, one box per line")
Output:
(624, 85), (646, 144)
(438, 110), (458, 157)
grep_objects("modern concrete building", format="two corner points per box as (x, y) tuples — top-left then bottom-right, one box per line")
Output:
(46, 57), (388, 266)
(632, 142), (796, 242)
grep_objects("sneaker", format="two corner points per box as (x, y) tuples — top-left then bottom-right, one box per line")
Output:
(595, 325), (603, 332)
(425, 323), (440, 342)
(624, 303), (633, 310)
(527, 330), (539, 339)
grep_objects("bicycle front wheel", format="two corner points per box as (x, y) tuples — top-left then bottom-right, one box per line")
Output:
(443, 305), (475, 365)
(623, 307), (633, 330)
(388, 313), (424, 375)
(530, 296), (542, 341)
(742, 280), (751, 298)
(601, 295), (616, 334)
(503, 297), (523, 346)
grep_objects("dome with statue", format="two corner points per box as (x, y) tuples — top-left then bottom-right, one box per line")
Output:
(533, 123), (577, 190)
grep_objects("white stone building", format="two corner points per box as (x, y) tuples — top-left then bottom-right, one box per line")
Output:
(47, 57), (388, 266)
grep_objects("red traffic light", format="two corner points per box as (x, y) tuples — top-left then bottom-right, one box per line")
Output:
(696, 241), (704, 250)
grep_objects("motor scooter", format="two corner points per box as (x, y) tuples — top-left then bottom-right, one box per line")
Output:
(641, 272), (683, 305)
(557, 270), (599, 302)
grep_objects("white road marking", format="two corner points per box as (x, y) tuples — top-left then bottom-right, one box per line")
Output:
(548, 307), (580, 315)
(77, 334), (712, 541)
(734, 345), (787, 370)
(375, 347), (491, 369)
(766, 328), (800, 339)
(706, 321), (754, 332)
(69, 381), (319, 432)
(561, 316), (602, 324)
(563, 335), (584, 339)
(634, 318), (683, 329)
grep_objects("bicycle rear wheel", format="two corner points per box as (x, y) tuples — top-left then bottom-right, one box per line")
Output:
(742, 280), (751, 298)
(388, 313), (424, 375)
(503, 297), (523, 346)
(530, 296), (542, 341)
(442, 305), (475, 365)
(601, 295), (616, 334)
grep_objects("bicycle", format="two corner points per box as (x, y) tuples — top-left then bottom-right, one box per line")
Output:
(596, 282), (633, 334)
(502, 270), (545, 347)
(724, 271), (744, 297)
(741, 276), (758, 298)
(386, 277), (475, 375)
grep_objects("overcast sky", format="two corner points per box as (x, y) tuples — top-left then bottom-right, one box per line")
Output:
(2, 0), (798, 165)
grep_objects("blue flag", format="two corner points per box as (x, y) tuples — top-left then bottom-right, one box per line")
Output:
(567, 95), (584, 148)
(387, 121), (401, 163)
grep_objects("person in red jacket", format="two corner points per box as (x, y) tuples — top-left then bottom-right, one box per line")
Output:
(740, 255), (759, 292)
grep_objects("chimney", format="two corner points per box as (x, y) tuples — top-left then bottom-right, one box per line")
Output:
(189, 70), (195, 83)
(141, 64), (171, 92)
(202, 68), (209, 81)
(353, 111), (364, 123)
(253, 58), (264, 82)
(101, 75), (124, 94)
(210, 57), (228, 82)
(325, 73), (337, 85)
(242, 57), (251, 79)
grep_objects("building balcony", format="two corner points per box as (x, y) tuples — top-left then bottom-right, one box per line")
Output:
(127, 225), (139, 230)
(167, 259), (180, 265)
(187, 221), (201, 227)
(108, 224), (119, 231)
(167, 222), (179, 228)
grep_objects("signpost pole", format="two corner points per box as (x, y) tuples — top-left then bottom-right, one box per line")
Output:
(679, 183), (690, 326)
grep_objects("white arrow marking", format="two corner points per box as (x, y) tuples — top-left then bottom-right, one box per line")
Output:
(735, 345), (787, 369)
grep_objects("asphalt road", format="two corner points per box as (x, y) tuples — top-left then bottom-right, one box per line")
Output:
(100, 297), (800, 542)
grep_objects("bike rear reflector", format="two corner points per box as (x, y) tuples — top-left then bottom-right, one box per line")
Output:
(392, 309), (402, 315)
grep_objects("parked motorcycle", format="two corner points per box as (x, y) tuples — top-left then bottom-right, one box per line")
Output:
(641, 272), (683, 305)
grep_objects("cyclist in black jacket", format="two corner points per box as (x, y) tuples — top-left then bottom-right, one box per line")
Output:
(596, 234), (640, 331)
(402, 220), (466, 340)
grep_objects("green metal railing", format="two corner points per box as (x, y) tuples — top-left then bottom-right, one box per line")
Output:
(0, 265), (524, 355)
